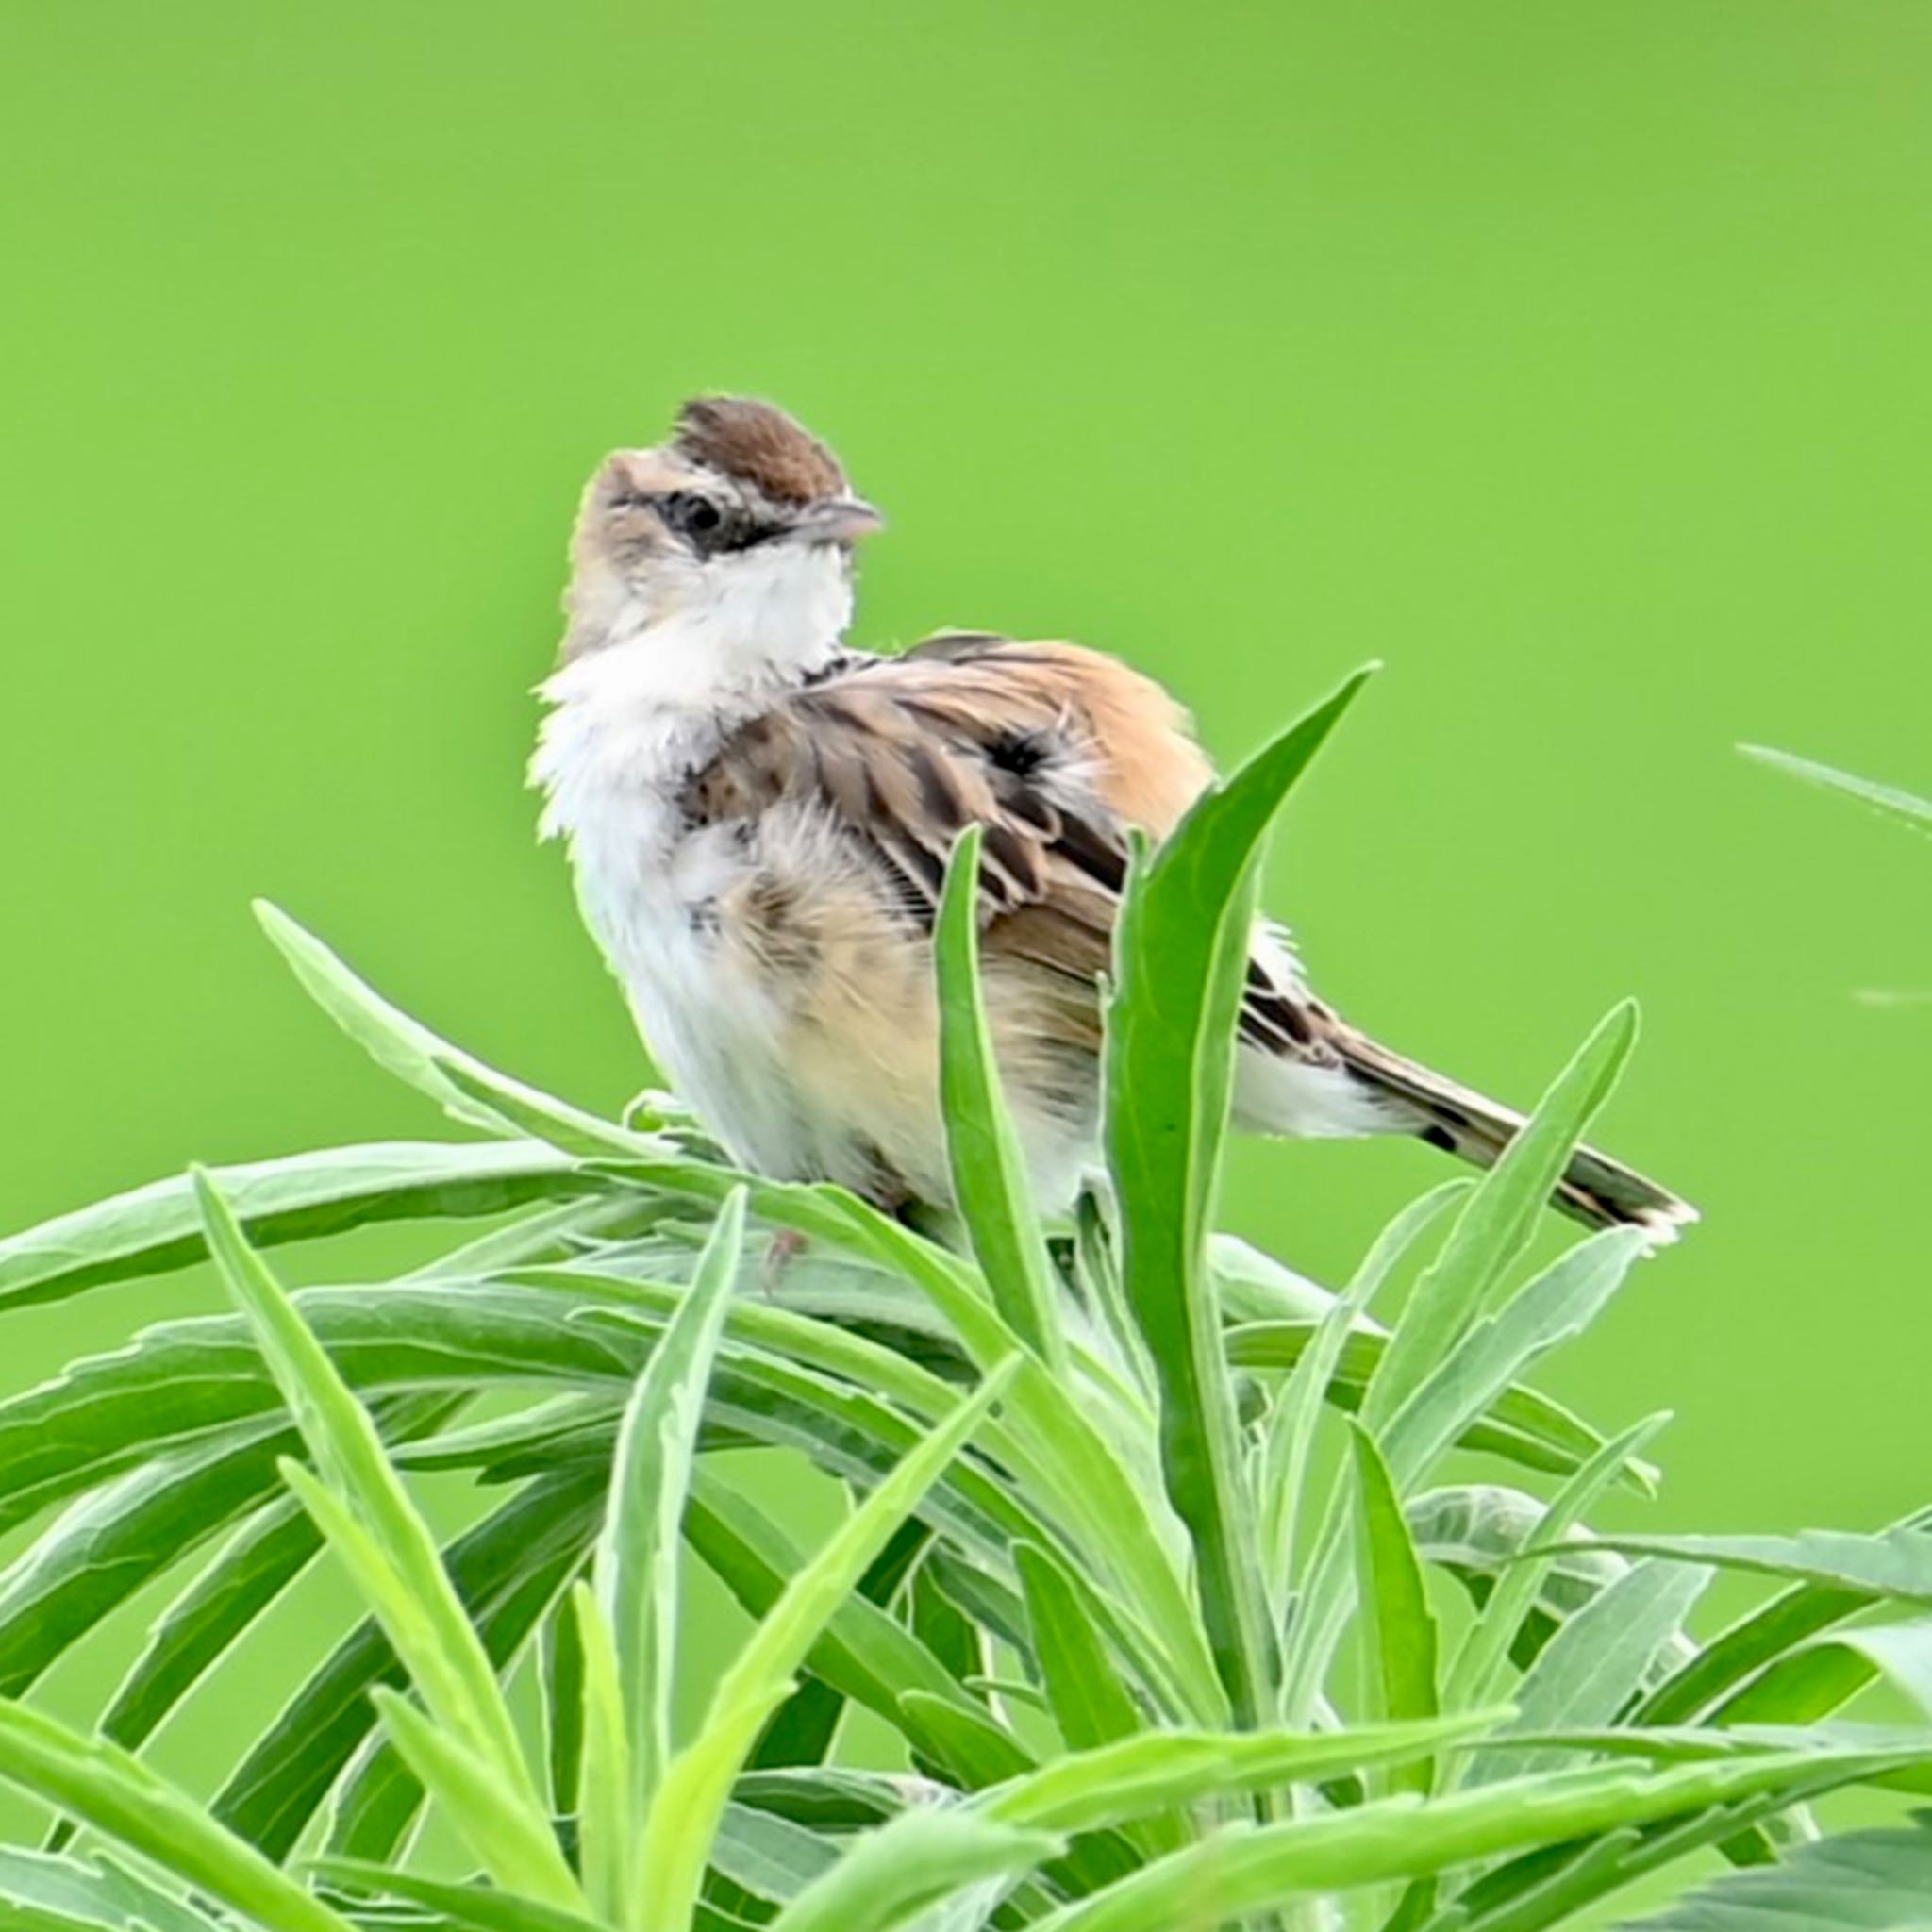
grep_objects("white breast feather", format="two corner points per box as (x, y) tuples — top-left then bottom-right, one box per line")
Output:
(530, 557), (865, 1184)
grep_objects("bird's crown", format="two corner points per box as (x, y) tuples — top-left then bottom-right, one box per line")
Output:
(671, 396), (848, 504)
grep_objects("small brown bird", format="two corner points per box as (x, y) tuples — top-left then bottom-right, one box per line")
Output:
(532, 396), (1692, 1237)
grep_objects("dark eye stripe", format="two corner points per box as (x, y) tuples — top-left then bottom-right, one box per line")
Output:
(651, 491), (782, 558)
(708, 519), (783, 555)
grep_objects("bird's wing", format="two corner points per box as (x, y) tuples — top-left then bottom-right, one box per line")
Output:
(682, 630), (1330, 1052)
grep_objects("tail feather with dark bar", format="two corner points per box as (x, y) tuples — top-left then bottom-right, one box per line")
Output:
(1327, 1025), (1695, 1237)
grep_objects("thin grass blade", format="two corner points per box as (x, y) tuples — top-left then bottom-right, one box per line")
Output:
(981, 1713), (1501, 1835)
(1349, 1424), (1441, 1796)
(635, 1359), (1018, 1930)
(1106, 669), (1374, 1727)
(194, 1170), (536, 1801)
(1468, 1558), (1711, 1788)
(1739, 744), (1932, 837)
(255, 901), (661, 1152)
(367, 1690), (582, 1911)
(1441, 1412), (1673, 1723)
(596, 1189), (746, 1830)
(1365, 1005), (1641, 1430)
(0, 1141), (591, 1317)
(765, 1807), (1060, 1932)
(935, 824), (1066, 1374)
(0, 1700), (353, 1932)
(1259, 1181), (1464, 1622)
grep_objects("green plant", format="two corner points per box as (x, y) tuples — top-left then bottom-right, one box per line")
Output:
(0, 677), (1927, 1931)
(1740, 742), (1928, 1013)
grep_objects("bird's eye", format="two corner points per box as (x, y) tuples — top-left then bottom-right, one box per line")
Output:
(661, 491), (724, 540)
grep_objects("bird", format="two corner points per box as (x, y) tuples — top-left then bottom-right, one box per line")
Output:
(532, 395), (1693, 1239)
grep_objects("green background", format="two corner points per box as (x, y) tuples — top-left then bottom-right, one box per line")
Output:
(1, 0), (1927, 1890)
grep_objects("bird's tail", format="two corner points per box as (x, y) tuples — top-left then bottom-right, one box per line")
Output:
(1331, 1027), (1696, 1240)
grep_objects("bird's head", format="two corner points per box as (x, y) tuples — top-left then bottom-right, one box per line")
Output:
(563, 396), (882, 666)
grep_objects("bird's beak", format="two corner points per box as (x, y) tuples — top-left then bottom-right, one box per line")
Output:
(789, 495), (886, 544)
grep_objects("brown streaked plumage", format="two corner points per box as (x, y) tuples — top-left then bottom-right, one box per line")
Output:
(533, 395), (1696, 1239)
(673, 396), (849, 505)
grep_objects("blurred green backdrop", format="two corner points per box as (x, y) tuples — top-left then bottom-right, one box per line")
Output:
(2, 0), (1928, 1873)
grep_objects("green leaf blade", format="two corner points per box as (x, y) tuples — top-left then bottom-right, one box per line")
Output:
(1740, 743), (1932, 837)
(935, 824), (1067, 1374)
(637, 1357), (1019, 1931)
(194, 1172), (536, 1804)
(1105, 667), (1374, 1729)
(766, 1807), (1060, 1932)
(0, 1700), (354, 1932)
(596, 1188), (746, 1828)
(1348, 1424), (1441, 1795)
(1366, 1002), (1641, 1432)
(0, 1141), (593, 1317)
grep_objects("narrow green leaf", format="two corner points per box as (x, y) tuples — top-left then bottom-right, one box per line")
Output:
(1366, 1004), (1641, 1429)
(434, 1057), (664, 1161)
(898, 1690), (1036, 1788)
(1033, 1746), (1932, 1931)
(1016, 1541), (1143, 1753)
(1016, 1540), (1183, 1863)
(1470, 1558), (1711, 1787)
(535, 1261), (1031, 1520)
(1624, 1807), (1932, 1928)
(1259, 1181), (1463, 1619)
(0, 1700), (353, 1932)
(636, 1359), (1018, 1931)
(49, 1512), (308, 1850)
(749, 1678), (846, 1774)
(684, 1472), (1012, 1740)
(0, 1432), (288, 1700)
(1284, 1225), (1648, 1721)
(598, 1156), (1224, 1723)
(255, 900), (663, 1152)
(36, 1395), (460, 1835)
(395, 1391), (619, 1479)
(1713, 1615), (1932, 1731)
(597, 1189), (745, 1834)
(568, 1584), (633, 1926)
(1230, 1314), (1657, 1496)
(0, 1141), (592, 1316)
(1107, 669), (1374, 1727)
(195, 1170), (536, 1805)
(1349, 1424), (1440, 1796)
(1636, 1503), (1932, 1727)
(407, 1195), (641, 1280)
(909, 1560), (983, 1691)
(367, 1689), (582, 1910)
(767, 1807), (1060, 1932)
(982, 1713), (1501, 1835)
(1552, 1525), (1932, 1601)
(310, 1860), (603, 1932)
(752, 1521), (930, 1772)
(325, 1507), (592, 1862)
(935, 824), (1067, 1374)
(1445, 1787), (1824, 1932)
(541, 1596), (584, 1819)
(1441, 1413), (1674, 1721)
(0, 1847), (225, 1932)
(0, 1283), (646, 1543)
(316, 1740), (424, 1871)
(709, 1801), (842, 1906)
(1384, 1225), (1651, 1488)
(1074, 1193), (1155, 1399)
(735, 1768), (908, 1833)
(221, 1467), (598, 1861)
(1740, 743), (1932, 837)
